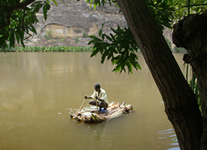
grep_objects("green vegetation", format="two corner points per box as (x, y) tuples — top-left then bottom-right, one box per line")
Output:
(185, 64), (201, 110)
(44, 30), (53, 40)
(88, 0), (207, 73)
(0, 0), (52, 49)
(59, 38), (66, 42)
(74, 37), (79, 44)
(165, 38), (172, 51)
(82, 32), (88, 38)
(173, 46), (186, 53)
(0, 46), (92, 52)
(89, 25), (140, 73)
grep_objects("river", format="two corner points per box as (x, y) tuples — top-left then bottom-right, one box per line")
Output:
(0, 52), (183, 150)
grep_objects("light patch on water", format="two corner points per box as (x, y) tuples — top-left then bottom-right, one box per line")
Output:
(158, 128), (180, 150)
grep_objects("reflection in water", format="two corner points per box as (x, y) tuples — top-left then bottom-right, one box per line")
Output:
(0, 53), (184, 150)
(83, 122), (107, 141)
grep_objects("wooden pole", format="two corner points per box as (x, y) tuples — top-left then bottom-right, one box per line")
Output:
(79, 99), (86, 111)
(96, 99), (99, 113)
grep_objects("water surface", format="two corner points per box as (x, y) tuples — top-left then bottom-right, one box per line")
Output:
(0, 52), (183, 150)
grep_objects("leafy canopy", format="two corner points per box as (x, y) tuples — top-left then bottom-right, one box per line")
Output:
(0, 0), (57, 49)
(87, 0), (207, 73)
(89, 25), (140, 73)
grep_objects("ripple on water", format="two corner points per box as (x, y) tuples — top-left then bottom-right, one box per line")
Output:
(158, 128), (180, 150)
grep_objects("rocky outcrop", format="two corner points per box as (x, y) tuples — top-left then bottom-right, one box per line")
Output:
(25, 0), (127, 47)
(24, 0), (179, 52)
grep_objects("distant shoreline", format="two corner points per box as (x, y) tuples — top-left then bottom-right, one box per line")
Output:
(0, 46), (93, 52)
(0, 46), (186, 53)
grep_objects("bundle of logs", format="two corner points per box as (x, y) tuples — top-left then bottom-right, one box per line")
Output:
(70, 102), (133, 123)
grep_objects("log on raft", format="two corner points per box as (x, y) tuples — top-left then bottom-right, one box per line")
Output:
(70, 102), (133, 123)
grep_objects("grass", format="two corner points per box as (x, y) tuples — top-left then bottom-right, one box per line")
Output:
(0, 46), (93, 52)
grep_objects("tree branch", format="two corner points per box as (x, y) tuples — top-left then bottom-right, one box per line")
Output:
(183, 3), (207, 8)
(10, 0), (35, 11)
(0, 12), (11, 30)
(0, 0), (35, 11)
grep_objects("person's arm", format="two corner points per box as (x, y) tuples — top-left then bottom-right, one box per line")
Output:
(96, 90), (107, 102)
(95, 96), (105, 101)
(84, 96), (93, 99)
(84, 91), (96, 99)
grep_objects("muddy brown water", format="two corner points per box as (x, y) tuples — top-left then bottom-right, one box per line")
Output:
(0, 53), (183, 150)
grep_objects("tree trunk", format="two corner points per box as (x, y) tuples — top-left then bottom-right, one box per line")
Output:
(173, 11), (207, 150)
(116, 0), (203, 149)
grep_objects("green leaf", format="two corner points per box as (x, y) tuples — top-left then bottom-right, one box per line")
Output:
(127, 62), (133, 73)
(28, 25), (37, 34)
(101, 52), (106, 63)
(59, 0), (68, 6)
(43, 3), (51, 20)
(15, 31), (20, 43)
(113, 64), (122, 73)
(94, 3), (96, 10)
(111, 27), (117, 34)
(136, 63), (141, 70)
(33, 3), (43, 13)
(88, 35), (101, 41)
(51, 0), (58, 6)
(19, 32), (25, 47)
(90, 48), (99, 57)
(99, 28), (102, 36)
(105, 34), (112, 41)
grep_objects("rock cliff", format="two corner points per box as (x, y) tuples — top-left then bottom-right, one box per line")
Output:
(25, 0), (126, 47)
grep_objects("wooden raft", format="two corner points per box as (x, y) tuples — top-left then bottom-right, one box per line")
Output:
(70, 102), (133, 123)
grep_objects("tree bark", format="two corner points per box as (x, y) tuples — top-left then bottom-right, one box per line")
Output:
(116, 0), (202, 149)
(173, 11), (207, 150)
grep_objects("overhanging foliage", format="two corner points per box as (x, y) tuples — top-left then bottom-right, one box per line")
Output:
(87, 0), (207, 73)
(89, 25), (140, 73)
(0, 0), (54, 50)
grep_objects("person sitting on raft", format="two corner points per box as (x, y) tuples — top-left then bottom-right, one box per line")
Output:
(85, 83), (108, 113)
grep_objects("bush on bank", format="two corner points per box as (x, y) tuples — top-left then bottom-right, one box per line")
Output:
(0, 46), (92, 52)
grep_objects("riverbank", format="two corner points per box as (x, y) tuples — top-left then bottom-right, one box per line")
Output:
(0, 46), (92, 52)
(0, 46), (186, 53)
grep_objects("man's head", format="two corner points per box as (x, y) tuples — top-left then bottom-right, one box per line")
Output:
(94, 83), (101, 92)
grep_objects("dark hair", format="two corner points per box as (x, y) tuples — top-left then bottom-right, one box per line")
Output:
(94, 83), (101, 89)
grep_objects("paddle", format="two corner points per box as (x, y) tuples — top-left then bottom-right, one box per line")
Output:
(96, 99), (99, 113)
(79, 98), (86, 111)
(79, 97), (99, 113)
